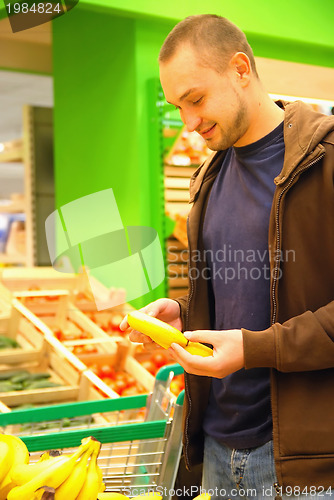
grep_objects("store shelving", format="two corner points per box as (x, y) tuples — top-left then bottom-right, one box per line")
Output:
(0, 138), (28, 266)
(0, 105), (54, 267)
(149, 79), (211, 299)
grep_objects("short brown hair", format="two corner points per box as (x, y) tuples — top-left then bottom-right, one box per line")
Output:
(159, 14), (258, 77)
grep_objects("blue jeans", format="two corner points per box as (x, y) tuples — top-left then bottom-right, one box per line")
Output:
(202, 434), (334, 500)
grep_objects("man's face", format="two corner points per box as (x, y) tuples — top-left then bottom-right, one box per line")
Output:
(159, 44), (250, 151)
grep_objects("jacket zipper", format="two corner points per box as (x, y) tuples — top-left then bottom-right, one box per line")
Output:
(271, 153), (324, 325)
(273, 482), (283, 500)
(183, 151), (325, 472)
(184, 214), (195, 470)
(270, 152), (324, 496)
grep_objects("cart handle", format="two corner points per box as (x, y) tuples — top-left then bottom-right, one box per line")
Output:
(20, 419), (168, 452)
(0, 394), (148, 426)
(155, 363), (184, 381)
(176, 389), (185, 405)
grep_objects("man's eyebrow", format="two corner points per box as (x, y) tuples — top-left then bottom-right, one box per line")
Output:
(166, 88), (199, 106)
(179, 88), (197, 101)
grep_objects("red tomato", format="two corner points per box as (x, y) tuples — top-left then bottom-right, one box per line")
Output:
(82, 345), (98, 354)
(151, 351), (168, 369)
(170, 380), (183, 396)
(45, 294), (58, 301)
(97, 364), (116, 379)
(122, 386), (139, 397)
(114, 378), (128, 395)
(109, 314), (123, 328)
(125, 374), (136, 387)
(141, 360), (157, 376)
(89, 363), (99, 375)
(53, 329), (63, 340)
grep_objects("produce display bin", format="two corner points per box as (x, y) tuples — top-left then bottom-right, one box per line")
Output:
(14, 288), (126, 349)
(77, 343), (156, 397)
(0, 266), (130, 313)
(0, 298), (49, 366)
(0, 311), (119, 409)
(0, 267), (85, 295)
(0, 364), (185, 499)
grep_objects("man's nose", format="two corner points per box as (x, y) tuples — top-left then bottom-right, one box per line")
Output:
(180, 109), (201, 133)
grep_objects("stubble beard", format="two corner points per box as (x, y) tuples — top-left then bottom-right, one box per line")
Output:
(206, 96), (250, 151)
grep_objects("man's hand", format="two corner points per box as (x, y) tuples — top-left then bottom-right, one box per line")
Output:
(168, 329), (245, 377)
(120, 298), (183, 352)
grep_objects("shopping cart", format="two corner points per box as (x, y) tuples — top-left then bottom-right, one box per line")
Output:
(0, 364), (185, 499)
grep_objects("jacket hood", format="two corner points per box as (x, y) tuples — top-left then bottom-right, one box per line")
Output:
(189, 100), (334, 201)
(276, 100), (334, 184)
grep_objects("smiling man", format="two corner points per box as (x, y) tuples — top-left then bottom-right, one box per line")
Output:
(159, 33), (283, 151)
(121, 14), (334, 500)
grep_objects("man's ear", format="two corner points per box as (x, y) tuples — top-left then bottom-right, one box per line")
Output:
(229, 52), (252, 87)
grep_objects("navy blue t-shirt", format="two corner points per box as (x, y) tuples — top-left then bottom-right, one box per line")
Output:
(202, 122), (285, 449)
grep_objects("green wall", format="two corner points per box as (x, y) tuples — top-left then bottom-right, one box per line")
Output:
(52, 6), (173, 306)
(52, 9), (137, 213)
(78, 0), (334, 68)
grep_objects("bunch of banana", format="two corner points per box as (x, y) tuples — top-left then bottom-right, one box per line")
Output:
(7, 435), (105, 500)
(127, 311), (213, 357)
(0, 433), (29, 500)
(32, 486), (56, 499)
(97, 493), (162, 499)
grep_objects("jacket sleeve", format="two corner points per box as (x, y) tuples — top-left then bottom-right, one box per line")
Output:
(174, 295), (188, 332)
(242, 300), (334, 372)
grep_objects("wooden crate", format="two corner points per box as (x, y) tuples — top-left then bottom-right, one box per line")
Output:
(13, 293), (153, 398)
(0, 298), (120, 411)
(13, 288), (128, 347)
(80, 342), (155, 397)
(0, 335), (118, 409)
(0, 266), (105, 311)
(0, 282), (12, 331)
(0, 298), (49, 365)
(2, 266), (132, 318)
(0, 266), (84, 293)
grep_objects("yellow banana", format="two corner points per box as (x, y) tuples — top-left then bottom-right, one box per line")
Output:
(184, 342), (213, 357)
(131, 493), (163, 499)
(38, 450), (62, 462)
(0, 434), (29, 499)
(7, 438), (93, 500)
(54, 445), (93, 500)
(94, 441), (106, 493)
(97, 494), (129, 499)
(0, 441), (12, 485)
(76, 440), (101, 500)
(127, 311), (213, 357)
(0, 434), (28, 466)
(10, 454), (66, 486)
(193, 494), (211, 500)
(32, 486), (56, 499)
(127, 311), (187, 349)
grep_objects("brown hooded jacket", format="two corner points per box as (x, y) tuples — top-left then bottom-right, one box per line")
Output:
(176, 100), (334, 489)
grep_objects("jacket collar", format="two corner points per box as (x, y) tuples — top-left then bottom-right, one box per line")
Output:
(189, 151), (223, 203)
(189, 100), (334, 201)
(275, 100), (334, 184)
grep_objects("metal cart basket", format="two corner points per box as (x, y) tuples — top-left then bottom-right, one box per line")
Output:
(0, 364), (185, 499)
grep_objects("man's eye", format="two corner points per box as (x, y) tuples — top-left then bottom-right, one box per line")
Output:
(193, 97), (203, 105)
